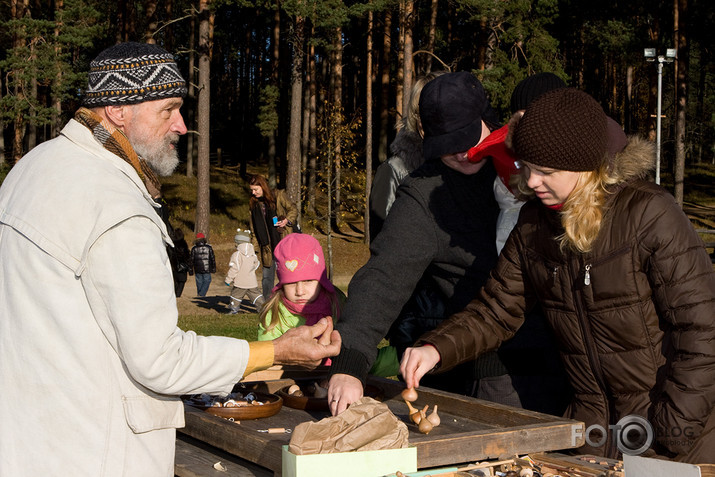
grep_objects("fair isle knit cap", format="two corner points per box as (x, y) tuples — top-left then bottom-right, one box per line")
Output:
(513, 88), (608, 172)
(510, 73), (567, 113)
(82, 42), (187, 107)
(272, 234), (335, 294)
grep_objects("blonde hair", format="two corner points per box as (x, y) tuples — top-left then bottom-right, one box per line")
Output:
(515, 160), (617, 253)
(258, 285), (341, 334)
(399, 71), (446, 134)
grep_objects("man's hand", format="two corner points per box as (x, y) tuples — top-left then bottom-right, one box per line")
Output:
(273, 317), (341, 367)
(327, 373), (363, 416)
(399, 345), (441, 390)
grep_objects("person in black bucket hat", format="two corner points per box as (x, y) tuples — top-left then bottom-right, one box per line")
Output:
(327, 72), (525, 415)
(420, 71), (501, 162)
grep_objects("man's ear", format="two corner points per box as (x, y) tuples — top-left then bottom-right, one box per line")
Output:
(103, 105), (128, 129)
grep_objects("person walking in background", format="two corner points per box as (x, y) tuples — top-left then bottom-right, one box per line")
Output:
(0, 41), (341, 477)
(225, 229), (264, 314)
(171, 227), (192, 297)
(248, 174), (298, 298)
(400, 88), (715, 463)
(368, 71), (444, 241)
(190, 232), (216, 296)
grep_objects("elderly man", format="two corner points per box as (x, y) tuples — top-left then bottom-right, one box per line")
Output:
(0, 42), (340, 476)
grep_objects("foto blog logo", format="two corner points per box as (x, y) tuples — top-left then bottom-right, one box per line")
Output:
(571, 415), (654, 456)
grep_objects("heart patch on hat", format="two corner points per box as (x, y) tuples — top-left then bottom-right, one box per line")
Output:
(285, 260), (298, 271)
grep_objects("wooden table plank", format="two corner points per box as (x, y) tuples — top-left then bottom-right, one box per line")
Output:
(179, 376), (584, 474)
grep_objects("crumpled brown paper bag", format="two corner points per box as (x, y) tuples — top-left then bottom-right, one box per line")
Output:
(288, 397), (409, 455)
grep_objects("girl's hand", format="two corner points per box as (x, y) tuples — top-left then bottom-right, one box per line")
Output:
(399, 345), (441, 390)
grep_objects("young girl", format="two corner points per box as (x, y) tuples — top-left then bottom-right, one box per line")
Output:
(257, 234), (343, 341)
(258, 234), (399, 377)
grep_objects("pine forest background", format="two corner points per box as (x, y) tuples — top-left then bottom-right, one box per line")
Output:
(1, 0), (714, 249)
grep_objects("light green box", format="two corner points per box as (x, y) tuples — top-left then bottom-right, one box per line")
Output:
(281, 445), (417, 477)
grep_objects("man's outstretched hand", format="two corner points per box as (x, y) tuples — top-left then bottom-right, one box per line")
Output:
(273, 317), (342, 367)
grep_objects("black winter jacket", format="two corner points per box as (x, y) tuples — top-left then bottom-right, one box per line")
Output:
(190, 241), (216, 275)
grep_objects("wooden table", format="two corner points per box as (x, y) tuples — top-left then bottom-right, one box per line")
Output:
(177, 376), (584, 476)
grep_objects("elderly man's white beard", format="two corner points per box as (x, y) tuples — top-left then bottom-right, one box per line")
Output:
(131, 133), (180, 177)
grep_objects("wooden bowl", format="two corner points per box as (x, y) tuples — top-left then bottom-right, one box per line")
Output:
(187, 391), (282, 420)
(277, 384), (383, 411)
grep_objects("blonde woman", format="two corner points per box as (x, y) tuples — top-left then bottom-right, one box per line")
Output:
(401, 88), (715, 463)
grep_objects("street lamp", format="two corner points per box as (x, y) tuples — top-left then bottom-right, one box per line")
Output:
(644, 47), (676, 185)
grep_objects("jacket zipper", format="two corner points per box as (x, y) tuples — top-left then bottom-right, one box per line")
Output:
(571, 258), (615, 457)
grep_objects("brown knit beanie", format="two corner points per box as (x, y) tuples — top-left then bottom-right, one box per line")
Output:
(513, 88), (608, 172)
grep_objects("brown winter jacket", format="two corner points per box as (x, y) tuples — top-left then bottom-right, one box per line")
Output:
(417, 137), (715, 463)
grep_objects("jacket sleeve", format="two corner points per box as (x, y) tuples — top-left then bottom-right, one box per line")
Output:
(370, 161), (402, 222)
(209, 246), (216, 273)
(330, 185), (440, 384)
(639, 191), (715, 456)
(277, 190), (298, 226)
(225, 253), (238, 284)
(82, 216), (249, 395)
(415, 228), (531, 371)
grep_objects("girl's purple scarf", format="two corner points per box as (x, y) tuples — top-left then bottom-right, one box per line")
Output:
(282, 288), (338, 325)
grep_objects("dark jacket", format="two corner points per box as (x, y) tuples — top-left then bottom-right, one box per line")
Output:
(331, 158), (500, 385)
(418, 137), (715, 463)
(249, 189), (298, 268)
(190, 240), (216, 275)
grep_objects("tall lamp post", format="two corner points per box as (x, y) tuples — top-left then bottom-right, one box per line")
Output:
(644, 47), (676, 185)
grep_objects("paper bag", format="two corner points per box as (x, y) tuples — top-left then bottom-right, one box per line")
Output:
(288, 397), (409, 455)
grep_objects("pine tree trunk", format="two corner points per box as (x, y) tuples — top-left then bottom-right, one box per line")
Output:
(673, 0), (687, 206)
(186, 12), (196, 177)
(144, 0), (158, 43)
(195, 0), (212, 236)
(364, 8), (374, 245)
(307, 37), (317, 214)
(378, 10), (392, 163)
(52, 0), (64, 139)
(286, 14), (304, 208)
(425, 0), (438, 74)
(401, 0), (414, 119)
(333, 27), (343, 220)
(268, 3), (280, 189)
(395, 1), (405, 124)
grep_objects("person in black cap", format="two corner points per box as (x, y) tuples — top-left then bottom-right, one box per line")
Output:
(0, 42), (341, 476)
(401, 88), (715, 463)
(327, 72), (519, 414)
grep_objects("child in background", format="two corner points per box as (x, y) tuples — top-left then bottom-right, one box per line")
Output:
(225, 229), (265, 314)
(257, 233), (399, 377)
(189, 232), (216, 297)
(258, 234), (343, 340)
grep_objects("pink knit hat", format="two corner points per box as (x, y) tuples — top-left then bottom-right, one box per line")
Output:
(272, 234), (335, 294)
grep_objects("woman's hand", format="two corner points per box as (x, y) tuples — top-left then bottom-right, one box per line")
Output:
(327, 373), (363, 416)
(275, 218), (289, 228)
(399, 345), (441, 390)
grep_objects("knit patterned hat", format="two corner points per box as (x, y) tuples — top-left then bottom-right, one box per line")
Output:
(234, 229), (251, 244)
(82, 42), (187, 107)
(510, 73), (566, 113)
(513, 88), (608, 172)
(273, 234), (334, 294)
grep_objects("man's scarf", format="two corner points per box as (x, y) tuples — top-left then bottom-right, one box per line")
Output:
(74, 107), (162, 199)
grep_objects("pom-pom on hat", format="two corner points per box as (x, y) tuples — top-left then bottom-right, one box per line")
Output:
(82, 42), (187, 107)
(513, 88), (608, 172)
(234, 229), (251, 244)
(510, 73), (566, 113)
(273, 234), (334, 294)
(419, 72), (493, 161)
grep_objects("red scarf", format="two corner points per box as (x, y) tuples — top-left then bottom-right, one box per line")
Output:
(281, 287), (338, 326)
